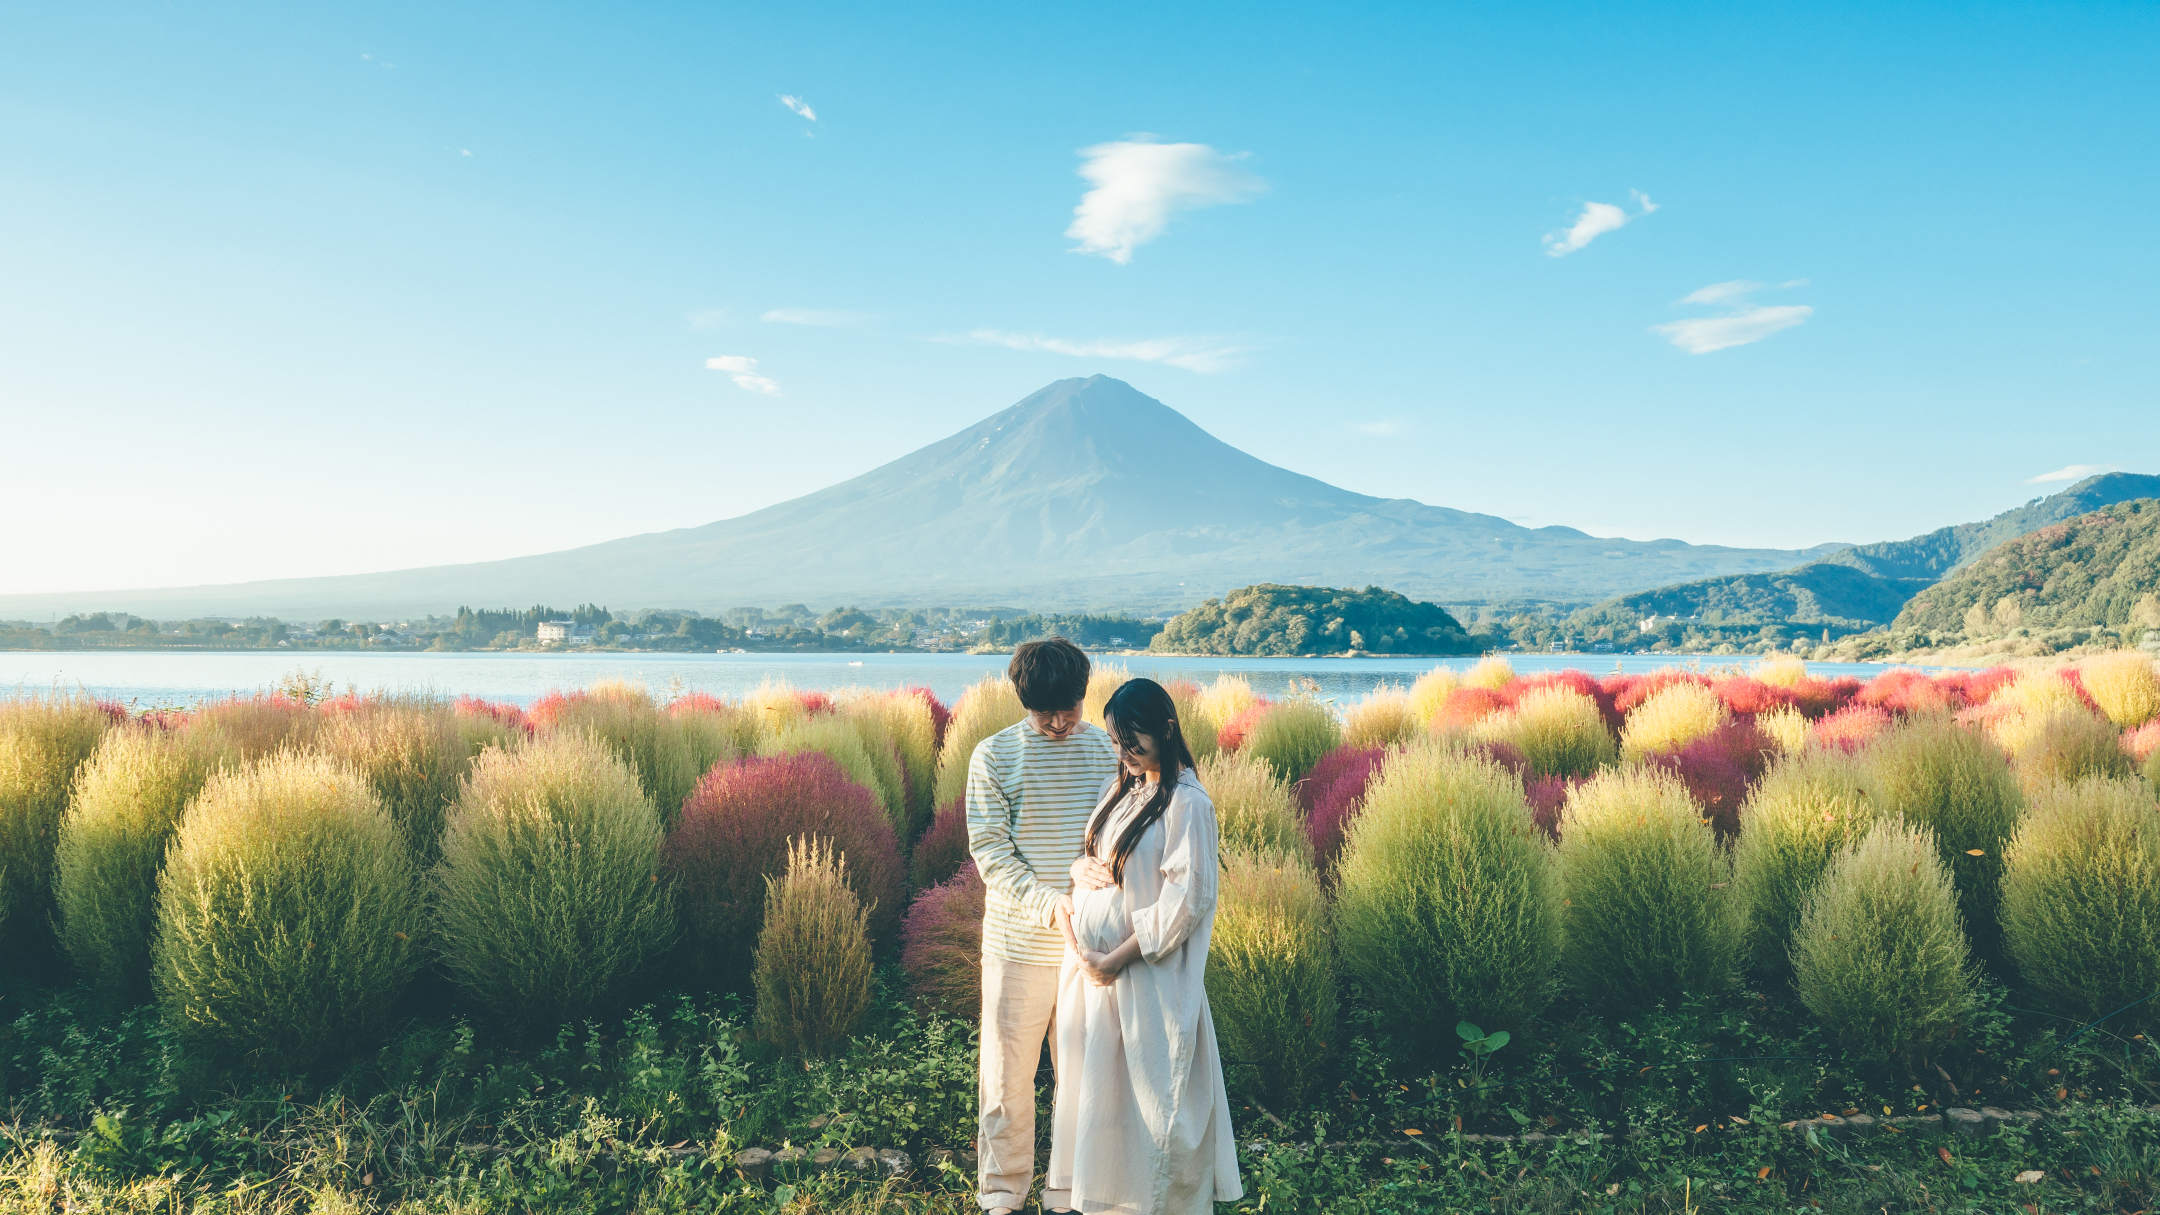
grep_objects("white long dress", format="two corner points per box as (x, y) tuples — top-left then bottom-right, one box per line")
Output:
(1047, 772), (1242, 1215)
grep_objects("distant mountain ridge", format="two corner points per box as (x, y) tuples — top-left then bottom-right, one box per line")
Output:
(2, 376), (1846, 621)
(1563, 473), (2160, 646)
(1888, 499), (2160, 641)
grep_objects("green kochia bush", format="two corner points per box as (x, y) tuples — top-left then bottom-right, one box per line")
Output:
(433, 731), (675, 1025)
(1730, 749), (1878, 975)
(533, 683), (732, 824)
(2000, 777), (2160, 1029)
(1792, 820), (1974, 1064)
(754, 836), (873, 1056)
(1555, 768), (1738, 1007)
(1478, 687), (1617, 780)
(1207, 847), (1337, 1106)
(1242, 699), (1342, 785)
(55, 727), (226, 997)
(1333, 746), (1562, 1043)
(151, 750), (420, 1065)
(1197, 750), (1314, 866)
(934, 677), (1024, 810)
(0, 694), (113, 959)
(316, 696), (474, 858)
(760, 716), (906, 836)
(1861, 715), (2023, 950)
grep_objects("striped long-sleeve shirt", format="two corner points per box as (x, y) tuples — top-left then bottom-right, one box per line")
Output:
(965, 718), (1122, 965)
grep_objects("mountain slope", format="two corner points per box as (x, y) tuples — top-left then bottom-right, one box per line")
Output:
(0, 376), (1831, 621)
(1888, 499), (2160, 641)
(1561, 473), (2160, 646)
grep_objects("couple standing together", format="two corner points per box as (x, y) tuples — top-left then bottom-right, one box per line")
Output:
(963, 639), (1243, 1215)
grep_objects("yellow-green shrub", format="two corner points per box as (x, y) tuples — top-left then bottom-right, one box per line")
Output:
(1556, 768), (1737, 1006)
(1342, 689), (1416, 749)
(316, 696), (472, 856)
(1197, 676), (1259, 736)
(1463, 657), (1515, 691)
(190, 695), (315, 761)
(539, 683), (730, 823)
(1619, 682), (1727, 760)
(151, 750), (419, 1064)
(1207, 847), (1336, 1105)
(1166, 681), (1219, 762)
(1994, 669), (2087, 721)
(1861, 715), (2023, 943)
(840, 691), (938, 832)
(1477, 687), (1617, 780)
(1791, 820), (1974, 1063)
(753, 836), (873, 1056)
(1406, 667), (1460, 729)
(1730, 749), (1877, 974)
(1996, 706), (2133, 786)
(1083, 664), (1131, 728)
(2000, 777), (2160, 1028)
(1333, 747), (1561, 1040)
(934, 677), (1024, 810)
(54, 727), (225, 996)
(432, 732), (674, 1024)
(1753, 655), (1810, 689)
(740, 681), (813, 747)
(1756, 706), (1812, 756)
(1197, 751), (1313, 866)
(761, 716), (904, 834)
(2076, 651), (2160, 728)
(1243, 699), (1341, 785)
(0, 694), (112, 957)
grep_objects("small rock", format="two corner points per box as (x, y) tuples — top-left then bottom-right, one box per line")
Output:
(1515, 1132), (1551, 1149)
(2015, 1169), (2045, 1184)
(811, 1147), (844, 1171)
(956, 1149), (977, 1172)
(1843, 1113), (1877, 1134)
(804, 1114), (832, 1133)
(773, 1146), (807, 1173)
(1944, 1107), (1987, 1138)
(841, 1147), (878, 1175)
(733, 1147), (774, 1181)
(877, 1148), (910, 1178)
(925, 1148), (954, 1170)
(1815, 1115), (1848, 1137)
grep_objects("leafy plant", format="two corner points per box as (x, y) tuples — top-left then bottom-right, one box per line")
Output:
(753, 836), (873, 1056)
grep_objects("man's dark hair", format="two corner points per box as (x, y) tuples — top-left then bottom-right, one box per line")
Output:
(1008, 637), (1091, 711)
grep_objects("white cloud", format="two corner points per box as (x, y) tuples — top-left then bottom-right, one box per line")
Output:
(2027, 463), (2120, 484)
(705, 355), (781, 395)
(943, 329), (1253, 373)
(761, 307), (872, 328)
(1066, 138), (1265, 264)
(1543, 189), (1658, 257)
(778, 94), (816, 122)
(1652, 280), (1813, 353)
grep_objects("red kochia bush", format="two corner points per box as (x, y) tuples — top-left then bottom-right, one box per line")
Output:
(1300, 744), (1387, 874)
(1858, 670), (1953, 717)
(1815, 704), (1894, 752)
(901, 687), (952, 753)
(911, 798), (971, 891)
(797, 691), (835, 716)
(1788, 676), (1862, 719)
(2126, 720), (2160, 764)
(1524, 774), (1580, 840)
(1607, 671), (1711, 717)
(1713, 677), (1797, 718)
(1217, 701), (1276, 753)
(455, 696), (530, 733)
(662, 753), (905, 986)
(900, 862), (986, 1021)
(667, 692), (729, 716)
(1939, 667), (2017, 707)
(1433, 687), (1508, 732)
(1644, 719), (1777, 842)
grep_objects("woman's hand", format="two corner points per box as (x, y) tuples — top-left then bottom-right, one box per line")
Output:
(1068, 854), (1115, 893)
(1077, 949), (1121, 987)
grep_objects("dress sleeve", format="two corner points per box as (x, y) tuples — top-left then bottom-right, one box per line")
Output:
(964, 739), (1061, 928)
(1128, 780), (1221, 964)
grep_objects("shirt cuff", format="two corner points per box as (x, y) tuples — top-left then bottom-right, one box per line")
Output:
(1026, 884), (1064, 928)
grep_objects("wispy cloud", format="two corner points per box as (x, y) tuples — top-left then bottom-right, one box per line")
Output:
(1066, 137), (1265, 264)
(2027, 463), (2119, 484)
(705, 355), (781, 395)
(761, 307), (872, 328)
(941, 329), (1253, 373)
(778, 94), (816, 122)
(1652, 280), (1813, 354)
(1543, 189), (1658, 257)
(1352, 420), (1403, 437)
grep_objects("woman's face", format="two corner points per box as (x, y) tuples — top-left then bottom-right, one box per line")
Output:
(1106, 713), (1163, 777)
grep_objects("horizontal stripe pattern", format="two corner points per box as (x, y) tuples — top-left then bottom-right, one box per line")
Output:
(965, 719), (1121, 965)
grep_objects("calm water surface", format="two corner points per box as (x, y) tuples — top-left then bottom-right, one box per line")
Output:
(0, 649), (1947, 710)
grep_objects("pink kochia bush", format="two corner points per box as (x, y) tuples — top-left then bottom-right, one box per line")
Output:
(900, 862), (986, 1021)
(1814, 704), (1895, 752)
(902, 687), (952, 754)
(911, 797), (971, 891)
(454, 697), (530, 734)
(1216, 701), (1275, 753)
(1299, 744), (1387, 874)
(662, 753), (905, 986)
(1644, 719), (1778, 841)
(1433, 687), (1509, 732)
(1712, 677), (1798, 718)
(1857, 670), (1955, 717)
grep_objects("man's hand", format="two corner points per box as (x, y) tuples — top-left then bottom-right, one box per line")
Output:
(1069, 855), (1115, 893)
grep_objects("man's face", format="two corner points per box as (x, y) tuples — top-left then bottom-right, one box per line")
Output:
(1028, 703), (1083, 740)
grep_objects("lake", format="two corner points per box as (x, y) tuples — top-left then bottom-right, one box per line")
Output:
(0, 649), (1947, 710)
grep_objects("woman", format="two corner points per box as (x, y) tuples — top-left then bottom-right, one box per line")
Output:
(1047, 678), (1241, 1215)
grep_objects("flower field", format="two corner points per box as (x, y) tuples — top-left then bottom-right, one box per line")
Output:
(3, 657), (2160, 1211)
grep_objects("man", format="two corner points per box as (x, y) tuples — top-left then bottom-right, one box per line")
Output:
(966, 637), (1120, 1215)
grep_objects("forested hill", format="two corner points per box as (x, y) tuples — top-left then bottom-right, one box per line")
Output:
(1881, 499), (2160, 646)
(1149, 584), (1481, 656)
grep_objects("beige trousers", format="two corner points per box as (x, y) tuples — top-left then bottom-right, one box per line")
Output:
(977, 952), (1065, 1211)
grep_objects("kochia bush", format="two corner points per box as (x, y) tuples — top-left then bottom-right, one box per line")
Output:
(934, 677), (1024, 810)
(55, 727), (225, 997)
(315, 695), (473, 857)
(1791, 820), (1974, 1064)
(1619, 681), (1728, 760)
(1242, 699), (1342, 785)
(1555, 768), (1738, 1008)
(1299, 744), (1387, 874)
(432, 732), (674, 1024)
(662, 752), (904, 986)
(1995, 706), (2133, 787)
(753, 836), (873, 1056)
(1476, 687), (1616, 780)
(1999, 777), (2160, 1030)
(1341, 689), (1416, 749)
(151, 750), (420, 1065)
(1197, 750), (1313, 866)
(760, 716), (903, 834)
(1164, 680), (1219, 762)
(534, 684), (732, 823)
(0, 694), (114, 959)
(1729, 749), (1878, 975)
(1207, 847), (1337, 1106)
(1332, 747), (1561, 1043)
(910, 797), (971, 891)
(1860, 715), (2023, 947)
(2074, 651), (2160, 728)
(1642, 718), (1777, 841)
(900, 861), (985, 1022)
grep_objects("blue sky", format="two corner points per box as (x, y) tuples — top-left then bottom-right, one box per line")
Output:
(3, 1), (2155, 597)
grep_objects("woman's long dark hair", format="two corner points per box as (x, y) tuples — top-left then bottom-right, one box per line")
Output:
(1084, 678), (1199, 884)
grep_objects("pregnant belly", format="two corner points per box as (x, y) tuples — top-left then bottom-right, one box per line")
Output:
(1072, 885), (1131, 955)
